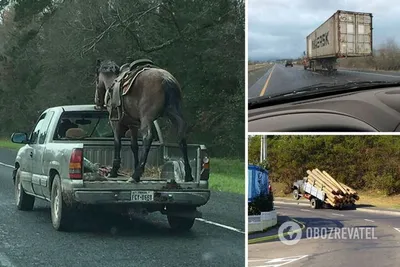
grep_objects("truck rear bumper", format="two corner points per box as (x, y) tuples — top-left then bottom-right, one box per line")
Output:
(72, 189), (211, 206)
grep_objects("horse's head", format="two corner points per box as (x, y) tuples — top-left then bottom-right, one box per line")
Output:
(95, 59), (120, 107)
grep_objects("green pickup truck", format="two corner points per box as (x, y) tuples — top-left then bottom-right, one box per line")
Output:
(11, 104), (211, 232)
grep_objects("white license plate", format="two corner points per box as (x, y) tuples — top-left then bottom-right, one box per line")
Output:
(131, 191), (154, 202)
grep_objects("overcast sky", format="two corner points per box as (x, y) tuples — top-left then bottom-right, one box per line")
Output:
(248, 0), (400, 61)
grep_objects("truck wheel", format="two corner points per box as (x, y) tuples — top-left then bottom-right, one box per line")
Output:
(51, 174), (73, 231)
(167, 215), (195, 232)
(293, 189), (300, 200)
(310, 198), (318, 209)
(15, 168), (35, 211)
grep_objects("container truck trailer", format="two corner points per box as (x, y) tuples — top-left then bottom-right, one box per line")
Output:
(303, 10), (373, 72)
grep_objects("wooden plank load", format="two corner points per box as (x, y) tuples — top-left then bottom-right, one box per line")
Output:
(304, 168), (359, 208)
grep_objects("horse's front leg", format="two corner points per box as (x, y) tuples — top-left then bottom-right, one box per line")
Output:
(109, 122), (123, 178)
(128, 120), (154, 183)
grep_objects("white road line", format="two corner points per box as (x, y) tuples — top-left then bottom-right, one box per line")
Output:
(274, 205), (281, 208)
(364, 219), (375, 222)
(331, 213), (344, 217)
(248, 255), (309, 267)
(0, 162), (13, 168)
(0, 252), (16, 267)
(195, 218), (245, 234)
(394, 228), (400, 233)
(274, 201), (309, 207)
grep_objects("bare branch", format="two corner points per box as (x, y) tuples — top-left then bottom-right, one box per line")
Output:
(160, 3), (182, 37)
(81, 19), (118, 55)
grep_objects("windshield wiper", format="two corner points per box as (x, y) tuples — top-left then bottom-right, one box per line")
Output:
(249, 80), (400, 108)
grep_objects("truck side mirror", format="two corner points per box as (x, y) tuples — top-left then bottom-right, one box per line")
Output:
(11, 132), (28, 144)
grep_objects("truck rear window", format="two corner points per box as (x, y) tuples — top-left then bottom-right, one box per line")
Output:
(53, 111), (158, 141)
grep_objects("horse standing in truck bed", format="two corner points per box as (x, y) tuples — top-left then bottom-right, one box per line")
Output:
(94, 59), (194, 183)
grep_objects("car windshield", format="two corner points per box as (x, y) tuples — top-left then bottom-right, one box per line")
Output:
(248, 1), (400, 102)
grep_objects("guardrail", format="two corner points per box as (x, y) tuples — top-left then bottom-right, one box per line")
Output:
(248, 210), (277, 233)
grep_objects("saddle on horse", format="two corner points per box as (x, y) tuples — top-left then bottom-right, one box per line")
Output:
(106, 59), (157, 121)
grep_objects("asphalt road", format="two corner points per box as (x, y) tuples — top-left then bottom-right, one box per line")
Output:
(248, 203), (400, 267)
(0, 148), (245, 267)
(248, 64), (400, 99)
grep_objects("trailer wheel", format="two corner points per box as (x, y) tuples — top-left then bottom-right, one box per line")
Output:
(293, 189), (300, 200)
(310, 198), (319, 209)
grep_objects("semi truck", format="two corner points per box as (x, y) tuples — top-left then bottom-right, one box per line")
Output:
(302, 10), (373, 72)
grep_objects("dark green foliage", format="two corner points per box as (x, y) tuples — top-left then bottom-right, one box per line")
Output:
(0, 0), (244, 159)
(248, 135), (400, 196)
(248, 192), (274, 215)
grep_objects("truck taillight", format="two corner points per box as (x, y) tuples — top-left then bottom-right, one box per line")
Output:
(200, 155), (210, 181)
(69, 148), (83, 179)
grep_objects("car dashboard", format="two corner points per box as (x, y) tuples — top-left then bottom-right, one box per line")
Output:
(248, 87), (400, 132)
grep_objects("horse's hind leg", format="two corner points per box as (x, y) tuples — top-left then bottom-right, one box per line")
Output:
(109, 122), (126, 177)
(129, 126), (139, 170)
(167, 108), (194, 182)
(128, 119), (154, 183)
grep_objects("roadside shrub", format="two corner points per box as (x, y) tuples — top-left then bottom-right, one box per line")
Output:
(248, 192), (274, 215)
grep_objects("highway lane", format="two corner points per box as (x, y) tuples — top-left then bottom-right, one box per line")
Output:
(248, 204), (400, 267)
(0, 149), (245, 267)
(248, 64), (400, 99)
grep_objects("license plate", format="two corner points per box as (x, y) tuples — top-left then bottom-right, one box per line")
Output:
(131, 191), (154, 202)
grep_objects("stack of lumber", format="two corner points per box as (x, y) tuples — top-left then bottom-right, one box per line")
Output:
(304, 168), (359, 208)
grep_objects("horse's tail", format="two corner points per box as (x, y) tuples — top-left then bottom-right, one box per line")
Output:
(161, 72), (183, 111)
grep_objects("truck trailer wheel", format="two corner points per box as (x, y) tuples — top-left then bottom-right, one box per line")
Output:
(51, 174), (74, 231)
(310, 198), (320, 209)
(293, 189), (300, 200)
(15, 168), (35, 211)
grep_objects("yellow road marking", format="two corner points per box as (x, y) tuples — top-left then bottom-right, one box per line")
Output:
(259, 64), (275, 96)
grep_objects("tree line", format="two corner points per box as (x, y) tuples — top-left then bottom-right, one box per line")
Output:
(249, 135), (400, 195)
(0, 0), (245, 159)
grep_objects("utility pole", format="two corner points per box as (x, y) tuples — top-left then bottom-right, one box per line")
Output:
(264, 135), (267, 161)
(260, 135), (267, 163)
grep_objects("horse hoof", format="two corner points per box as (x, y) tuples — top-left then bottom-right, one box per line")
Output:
(108, 170), (118, 178)
(185, 176), (194, 182)
(127, 177), (140, 183)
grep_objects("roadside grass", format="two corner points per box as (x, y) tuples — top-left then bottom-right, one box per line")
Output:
(0, 139), (23, 150)
(271, 182), (400, 209)
(356, 190), (400, 210)
(248, 63), (272, 72)
(209, 158), (244, 195)
(0, 140), (245, 194)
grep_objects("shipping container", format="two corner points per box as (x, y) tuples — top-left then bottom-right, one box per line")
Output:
(248, 165), (269, 202)
(304, 10), (373, 71)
